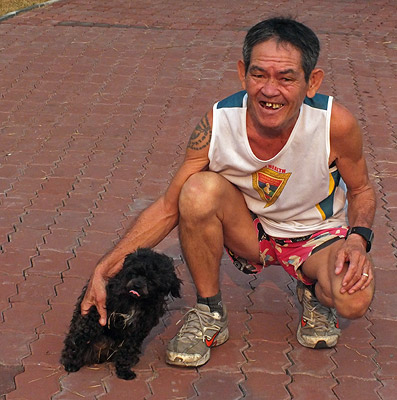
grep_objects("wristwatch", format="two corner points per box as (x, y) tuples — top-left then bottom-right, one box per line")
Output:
(345, 226), (374, 252)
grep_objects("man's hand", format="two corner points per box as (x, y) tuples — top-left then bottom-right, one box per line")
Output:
(80, 270), (108, 326)
(334, 235), (373, 294)
(80, 258), (124, 326)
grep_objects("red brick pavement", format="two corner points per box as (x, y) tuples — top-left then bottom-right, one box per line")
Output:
(0, 0), (396, 399)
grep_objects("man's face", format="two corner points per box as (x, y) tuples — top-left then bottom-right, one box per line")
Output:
(238, 39), (318, 137)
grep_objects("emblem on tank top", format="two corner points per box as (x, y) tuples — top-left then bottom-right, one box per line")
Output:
(252, 166), (291, 208)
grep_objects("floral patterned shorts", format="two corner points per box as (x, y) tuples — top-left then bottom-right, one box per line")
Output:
(227, 215), (348, 285)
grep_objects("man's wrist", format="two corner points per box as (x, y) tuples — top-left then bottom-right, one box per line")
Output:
(346, 232), (367, 249)
(345, 226), (374, 252)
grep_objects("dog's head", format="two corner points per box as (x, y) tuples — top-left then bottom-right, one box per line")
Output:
(108, 248), (181, 300)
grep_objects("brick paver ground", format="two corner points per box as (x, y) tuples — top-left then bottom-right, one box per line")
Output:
(0, 0), (396, 399)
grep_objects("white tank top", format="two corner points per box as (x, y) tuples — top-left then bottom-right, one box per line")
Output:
(209, 91), (347, 238)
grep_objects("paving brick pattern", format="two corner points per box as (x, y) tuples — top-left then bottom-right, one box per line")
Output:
(0, 0), (396, 399)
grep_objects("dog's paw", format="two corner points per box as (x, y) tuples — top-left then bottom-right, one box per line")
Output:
(116, 368), (136, 380)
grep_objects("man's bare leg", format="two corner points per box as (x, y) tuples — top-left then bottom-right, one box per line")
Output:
(178, 171), (260, 298)
(166, 172), (260, 367)
(302, 240), (374, 319)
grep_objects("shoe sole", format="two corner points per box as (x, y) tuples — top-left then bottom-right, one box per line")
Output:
(296, 324), (338, 349)
(166, 327), (229, 367)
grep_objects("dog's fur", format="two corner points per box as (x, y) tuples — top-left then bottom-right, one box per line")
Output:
(60, 248), (181, 380)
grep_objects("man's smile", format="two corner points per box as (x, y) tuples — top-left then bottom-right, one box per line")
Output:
(259, 101), (285, 110)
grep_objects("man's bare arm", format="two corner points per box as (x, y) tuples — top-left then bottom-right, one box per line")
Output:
(80, 111), (214, 325)
(331, 102), (376, 294)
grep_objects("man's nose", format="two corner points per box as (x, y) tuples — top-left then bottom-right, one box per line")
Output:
(260, 78), (279, 97)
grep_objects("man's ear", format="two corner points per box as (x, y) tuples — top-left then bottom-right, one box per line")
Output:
(237, 60), (247, 90)
(306, 68), (324, 98)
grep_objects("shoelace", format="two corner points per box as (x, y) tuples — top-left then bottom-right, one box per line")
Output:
(176, 307), (220, 340)
(303, 294), (336, 330)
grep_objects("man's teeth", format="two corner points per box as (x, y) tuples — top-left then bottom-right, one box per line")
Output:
(265, 102), (283, 109)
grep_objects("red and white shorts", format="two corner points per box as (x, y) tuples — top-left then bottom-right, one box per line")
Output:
(227, 215), (348, 285)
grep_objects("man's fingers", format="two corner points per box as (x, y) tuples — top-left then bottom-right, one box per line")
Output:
(334, 248), (348, 275)
(347, 272), (368, 294)
(340, 263), (354, 292)
(80, 296), (93, 315)
(97, 303), (107, 326)
(357, 264), (374, 291)
(80, 277), (108, 326)
(340, 256), (360, 293)
(347, 271), (373, 294)
(80, 298), (107, 325)
(81, 305), (91, 315)
(341, 254), (371, 294)
(78, 258), (124, 327)
(361, 268), (374, 290)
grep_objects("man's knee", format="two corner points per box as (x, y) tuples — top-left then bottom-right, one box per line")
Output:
(179, 172), (224, 216)
(334, 286), (374, 319)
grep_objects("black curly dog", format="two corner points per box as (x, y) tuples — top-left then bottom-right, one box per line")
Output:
(60, 248), (181, 380)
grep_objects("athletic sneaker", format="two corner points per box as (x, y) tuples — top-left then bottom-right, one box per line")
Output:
(296, 281), (341, 349)
(166, 303), (229, 367)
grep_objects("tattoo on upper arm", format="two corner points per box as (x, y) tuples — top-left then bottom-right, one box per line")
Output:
(187, 114), (212, 150)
